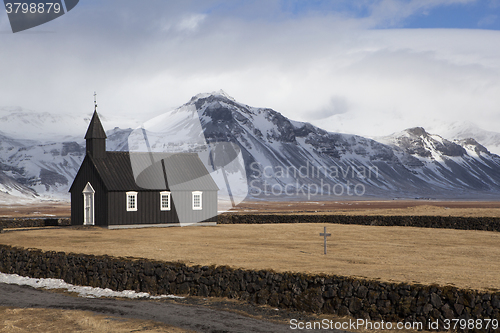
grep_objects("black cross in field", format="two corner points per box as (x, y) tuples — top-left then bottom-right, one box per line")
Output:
(320, 227), (331, 255)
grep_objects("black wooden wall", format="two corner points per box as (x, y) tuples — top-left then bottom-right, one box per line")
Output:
(107, 191), (180, 226)
(70, 157), (108, 226)
(71, 157), (218, 226)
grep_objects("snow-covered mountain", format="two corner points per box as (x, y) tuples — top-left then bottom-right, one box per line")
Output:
(2, 91), (500, 201)
(378, 127), (500, 195)
(0, 106), (137, 201)
(426, 121), (500, 156)
(0, 125), (132, 201)
(133, 91), (500, 200)
(0, 107), (88, 142)
(0, 106), (140, 142)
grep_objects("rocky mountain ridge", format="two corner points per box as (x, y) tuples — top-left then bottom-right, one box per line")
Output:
(1, 91), (500, 201)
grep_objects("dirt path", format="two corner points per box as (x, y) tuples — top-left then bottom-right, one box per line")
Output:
(0, 283), (324, 333)
(0, 306), (188, 332)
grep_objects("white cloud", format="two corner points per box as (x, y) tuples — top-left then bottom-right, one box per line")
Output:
(0, 1), (499, 139)
(176, 13), (207, 32)
(308, 96), (350, 120)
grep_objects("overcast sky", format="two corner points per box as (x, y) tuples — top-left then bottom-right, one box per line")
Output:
(1, 0), (500, 137)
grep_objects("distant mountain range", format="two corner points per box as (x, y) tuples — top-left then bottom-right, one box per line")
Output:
(426, 121), (500, 156)
(2, 91), (500, 202)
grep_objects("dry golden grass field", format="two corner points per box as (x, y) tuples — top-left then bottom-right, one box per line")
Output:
(4, 200), (500, 217)
(2, 200), (500, 332)
(231, 200), (500, 217)
(1, 223), (499, 292)
(0, 202), (70, 218)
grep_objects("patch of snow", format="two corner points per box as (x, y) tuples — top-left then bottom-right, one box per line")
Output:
(192, 89), (236, 102)
(428, 120), (500, 156)
(429, 134), (443, 144)
(0, 272), (184, 300)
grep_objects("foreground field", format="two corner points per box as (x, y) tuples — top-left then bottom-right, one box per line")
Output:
(0, 307), (189, 333)
(1, 223), (499, 292)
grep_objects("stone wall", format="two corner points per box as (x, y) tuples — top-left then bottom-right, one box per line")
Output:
(218, 214), (500, 232)
(0, 218), (71, 229)
(3, 215), (499, 233)
(0, 244), (498, 332)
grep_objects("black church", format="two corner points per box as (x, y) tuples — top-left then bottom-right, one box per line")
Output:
(69, 110), (218, 228)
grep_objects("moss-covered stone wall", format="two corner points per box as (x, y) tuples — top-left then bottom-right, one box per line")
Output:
(0, 218), (70, 229)
(3, 215), (500, 233)
(218, 214), (500, 232)
(0, 244), (498, 332)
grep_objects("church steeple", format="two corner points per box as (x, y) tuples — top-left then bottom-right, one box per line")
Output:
(85, 110), (107, 158)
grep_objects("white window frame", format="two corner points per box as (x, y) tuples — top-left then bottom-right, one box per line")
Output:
(160, 191), (171, 211)
(126, 191), (138, 212)
(192, 191), (202, 210)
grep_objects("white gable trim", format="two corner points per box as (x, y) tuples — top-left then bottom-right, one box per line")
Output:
(82, 182), (95, 194)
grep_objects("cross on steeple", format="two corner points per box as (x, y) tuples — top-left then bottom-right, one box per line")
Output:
(94, 91), (97, 111)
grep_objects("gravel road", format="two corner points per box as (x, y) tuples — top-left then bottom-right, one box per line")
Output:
(0, 283), (347, 332)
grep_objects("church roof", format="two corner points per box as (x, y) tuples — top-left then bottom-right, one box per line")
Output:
(86, 151), (218, 192)
(84, 111), (107, 139)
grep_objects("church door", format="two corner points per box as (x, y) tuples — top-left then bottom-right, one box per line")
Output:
(82, 182), (95, 225)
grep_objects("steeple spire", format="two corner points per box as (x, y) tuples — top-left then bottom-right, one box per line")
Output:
(85, 97), (107, 158)
(85, 111), (107, 140)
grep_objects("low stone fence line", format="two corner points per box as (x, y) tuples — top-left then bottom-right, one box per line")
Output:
(218, 214), (500, 232)
(2, 215), (500, 233)
(0, 218), (71, 229)
(0, 245), (498, 332)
